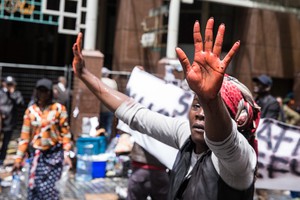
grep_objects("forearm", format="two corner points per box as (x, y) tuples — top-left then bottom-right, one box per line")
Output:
(15, 131), (30, 163)
(201, 94), (232, 142)
(116, 101), (189, 148)
(207, 122), (257, 189)
(79, 67), (130, 112)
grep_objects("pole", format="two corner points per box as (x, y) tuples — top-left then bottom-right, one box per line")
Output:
(166, 0), (181, 59)
(84, 0), (99, 50)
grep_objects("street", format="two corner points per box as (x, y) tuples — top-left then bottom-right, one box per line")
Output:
(0, 173), (128, 200)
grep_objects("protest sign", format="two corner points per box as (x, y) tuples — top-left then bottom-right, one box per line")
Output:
(256, 118), (300, 191)
(125, 67), (193, 118)
(117, 67), (193, 168)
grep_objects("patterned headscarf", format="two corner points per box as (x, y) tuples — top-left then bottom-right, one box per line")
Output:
(220, 75), (261, 155)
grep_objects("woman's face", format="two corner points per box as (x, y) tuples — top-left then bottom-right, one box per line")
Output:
(36, 87), (51, 103)
(188, 96), (206, 148)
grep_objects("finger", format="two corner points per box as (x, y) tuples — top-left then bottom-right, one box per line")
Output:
(222, 41), (240, 68)
(176, 47), (191, 78)
(72, 43), (78, 74)
(72, 43), (77, 55)
(73, 33), (83, 74)
(72, 43), (79, 74)
(204, 17), (214, 52)
(76, 32), (83, 52)
(213, 23), (225, 57)
(193, 21), (203, 53)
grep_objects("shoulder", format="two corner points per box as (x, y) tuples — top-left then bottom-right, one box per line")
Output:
(53, 84), (59, 88)
(51, 102), (67, 111)
(262, 95), (279, 108)
(26, 104), (37, 114)
(266, 94), (277, 102)
(15, 90), (22, 94)
(0, 89), (6, 96)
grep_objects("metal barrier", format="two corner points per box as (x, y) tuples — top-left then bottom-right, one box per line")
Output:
(0, 62), (73, 129)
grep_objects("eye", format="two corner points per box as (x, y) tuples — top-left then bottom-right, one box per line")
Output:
(191, 103), (201, 111)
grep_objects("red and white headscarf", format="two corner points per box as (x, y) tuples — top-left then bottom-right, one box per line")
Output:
(220, 74), (261, 155)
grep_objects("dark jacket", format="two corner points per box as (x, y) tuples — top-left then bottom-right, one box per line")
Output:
(255, 94), (280, 119)
(0, 88), (24, 131)
(168, 138), (254, 200)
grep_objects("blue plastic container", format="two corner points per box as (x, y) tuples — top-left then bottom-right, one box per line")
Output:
(76, 136), (107, 155)
(92, 161), (107, 178)
(76, 145), (93, 181)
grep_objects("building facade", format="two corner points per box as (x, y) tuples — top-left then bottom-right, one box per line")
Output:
(1, 0), (300, 134)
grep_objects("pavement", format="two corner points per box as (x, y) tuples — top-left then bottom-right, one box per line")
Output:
(0, 171), (128, 200)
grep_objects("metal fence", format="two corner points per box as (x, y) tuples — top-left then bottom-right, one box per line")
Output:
(0, 62), (73, 130)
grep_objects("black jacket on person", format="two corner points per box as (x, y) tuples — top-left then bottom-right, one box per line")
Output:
(255, 94), (280, 119)
(168, 138), (254, 200)
(0, 88), (24, 131)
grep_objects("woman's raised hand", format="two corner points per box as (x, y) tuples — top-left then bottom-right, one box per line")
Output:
(176, 18), (240, 103)
(72, 32), (85, 76)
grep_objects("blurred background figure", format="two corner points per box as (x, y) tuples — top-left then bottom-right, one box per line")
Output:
(116, 123), (170, 200)
(127, 142), (169, 200)
(0, 76), (24, 167)
(13, 78), (72, 200)
(282, 92), (300, 126)
(275, 96), (286, 122)
(99, 67), (118, 141)
(53, 76), (72, 113)
(252, 74), (280, 119)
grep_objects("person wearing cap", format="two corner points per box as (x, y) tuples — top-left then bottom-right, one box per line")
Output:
(13, 78), (72, 200)
(72, 18), (260, 199)
(252, 74), (281, 119)
(0, 76), (24, 167)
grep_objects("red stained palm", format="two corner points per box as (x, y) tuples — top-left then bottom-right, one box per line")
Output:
(176, 18), (240, 103)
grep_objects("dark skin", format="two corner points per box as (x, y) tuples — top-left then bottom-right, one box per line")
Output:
(189, 95), (208, 153)
(72, 18), (240, 154)
(36, 87), (51, 109)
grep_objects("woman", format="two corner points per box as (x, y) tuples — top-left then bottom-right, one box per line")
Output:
(72, 18), (260, 199)
(13, 78), (72, 200)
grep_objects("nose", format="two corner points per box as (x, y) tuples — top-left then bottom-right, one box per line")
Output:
(195, 107), (205, 119)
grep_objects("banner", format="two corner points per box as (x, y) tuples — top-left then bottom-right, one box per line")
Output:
(256, 118), (300, 191)
(117, 67), (193, 168)
(126, 67), (193, 119)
